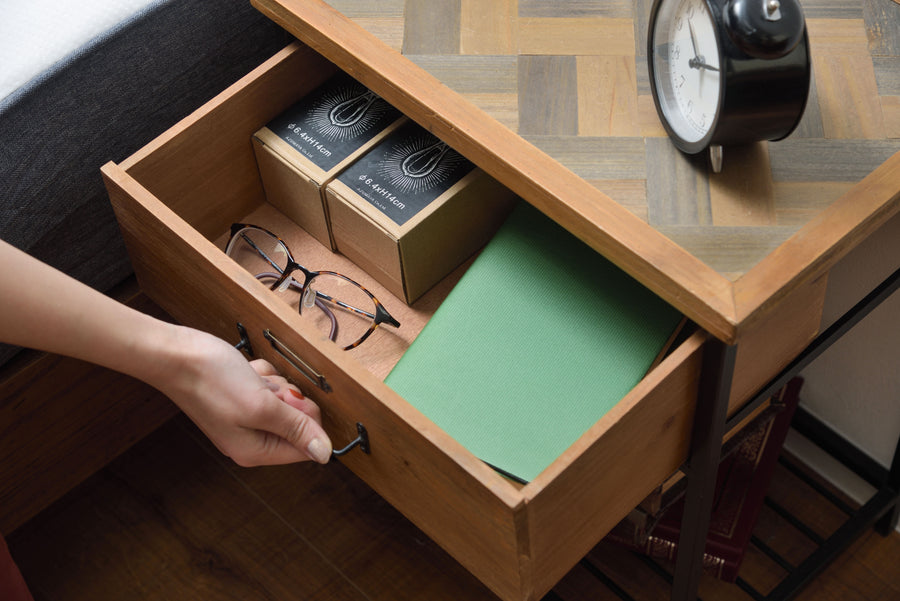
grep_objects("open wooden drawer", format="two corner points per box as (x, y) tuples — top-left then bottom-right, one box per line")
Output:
(100, 4), (712, 601)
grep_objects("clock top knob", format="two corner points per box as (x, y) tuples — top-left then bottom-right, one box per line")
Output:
(725, 0), (805, 59)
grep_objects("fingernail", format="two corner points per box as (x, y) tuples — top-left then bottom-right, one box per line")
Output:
(288, 388), (305, 400)
(307, 437), (332, 464)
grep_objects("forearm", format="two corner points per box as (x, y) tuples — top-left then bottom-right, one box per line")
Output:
(0, 239), (178, 385)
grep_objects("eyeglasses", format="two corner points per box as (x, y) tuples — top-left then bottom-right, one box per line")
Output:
(225, 224), (400, 350)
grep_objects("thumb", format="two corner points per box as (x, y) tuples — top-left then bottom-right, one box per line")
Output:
(253, 395), (333, 464)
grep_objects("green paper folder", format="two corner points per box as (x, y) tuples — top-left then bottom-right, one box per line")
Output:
(385, 202), (683, 483)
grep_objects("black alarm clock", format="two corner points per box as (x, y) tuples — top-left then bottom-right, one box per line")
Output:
(647, 0), (811, 172)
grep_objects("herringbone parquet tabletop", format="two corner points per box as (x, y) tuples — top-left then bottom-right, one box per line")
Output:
(325, 0), (900, 279)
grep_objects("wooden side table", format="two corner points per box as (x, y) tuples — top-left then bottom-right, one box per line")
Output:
(100, 1), (900, 599)
(320, 0), (900, 598)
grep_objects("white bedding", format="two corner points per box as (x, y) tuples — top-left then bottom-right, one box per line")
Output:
(0, 0), (161, 103)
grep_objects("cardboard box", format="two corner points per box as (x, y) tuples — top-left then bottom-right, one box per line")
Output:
(253, 71), (404, 248)
(325, 121), (516, 303)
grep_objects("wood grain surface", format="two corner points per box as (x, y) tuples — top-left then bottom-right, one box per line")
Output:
(10, 416), (900, 601)
(0, 283), (178, 534)
(362, 0), (900, 280)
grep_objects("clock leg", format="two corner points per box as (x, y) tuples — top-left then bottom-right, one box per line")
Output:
(709, 144), (723, 173)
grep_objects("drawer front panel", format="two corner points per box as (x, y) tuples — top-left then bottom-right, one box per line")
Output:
(525, 332), (704, 598)
(102, 165), (531, 601)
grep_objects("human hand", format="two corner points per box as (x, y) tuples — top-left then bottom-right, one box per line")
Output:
(152, 326), (333, 467)
(0, 239), (332, 466)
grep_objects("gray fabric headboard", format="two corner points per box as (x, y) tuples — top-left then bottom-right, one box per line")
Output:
(0, 0), (288, 366)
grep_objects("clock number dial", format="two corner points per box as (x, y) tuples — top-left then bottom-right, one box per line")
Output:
(651, 0), (722, 145)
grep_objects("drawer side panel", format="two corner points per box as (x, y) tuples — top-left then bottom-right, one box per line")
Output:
(121, 44), (337, 243)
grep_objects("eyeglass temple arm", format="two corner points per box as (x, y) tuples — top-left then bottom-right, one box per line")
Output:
(314, 292), (400, 329)
(315, 297), (339, 342)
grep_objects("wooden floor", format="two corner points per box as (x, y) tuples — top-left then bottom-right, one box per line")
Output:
(8, 415), (900, 601)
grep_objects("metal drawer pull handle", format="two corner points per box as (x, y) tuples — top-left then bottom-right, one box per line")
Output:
(331, 422), (370, 460)
(263, 329), (332, 392)
(234, 322), (254, 357)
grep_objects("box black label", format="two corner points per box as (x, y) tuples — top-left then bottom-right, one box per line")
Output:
(267, 72), (402, 172)
(336, 122), (475, 226)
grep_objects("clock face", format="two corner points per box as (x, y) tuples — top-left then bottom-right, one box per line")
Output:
(650, 0), (723, 146)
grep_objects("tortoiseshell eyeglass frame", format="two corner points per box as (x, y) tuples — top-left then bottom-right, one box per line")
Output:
(226, 223), (401, 351)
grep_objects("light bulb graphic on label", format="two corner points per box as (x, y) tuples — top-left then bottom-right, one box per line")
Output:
(376, 134), (470, 195)
(310, 84), (392, 142)
(329, 90), (378, 127)
(401, 141), (450, 178)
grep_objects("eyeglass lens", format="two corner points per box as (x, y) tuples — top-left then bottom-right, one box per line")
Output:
(226, 226), (379, 349)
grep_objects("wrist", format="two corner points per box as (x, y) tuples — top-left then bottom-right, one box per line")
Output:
(124, 318), (203, 394)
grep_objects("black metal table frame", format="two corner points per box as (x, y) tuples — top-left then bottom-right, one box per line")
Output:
(671, 263), (900, 601)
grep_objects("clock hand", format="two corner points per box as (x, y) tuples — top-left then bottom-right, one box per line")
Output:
(688, 20), (701, 60)
(686, 19), (719, 72)
(688, 57), (720, 72)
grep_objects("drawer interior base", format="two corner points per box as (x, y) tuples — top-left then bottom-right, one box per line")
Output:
(215, 201), (468, 380)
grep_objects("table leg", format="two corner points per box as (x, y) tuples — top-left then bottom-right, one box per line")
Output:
(671, 337), (737, 601)
(875, 433), (900, 535)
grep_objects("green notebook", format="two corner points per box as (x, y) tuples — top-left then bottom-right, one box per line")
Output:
(385, 203), (683, 482)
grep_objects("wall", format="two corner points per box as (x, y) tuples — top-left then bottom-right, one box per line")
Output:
(787, 209), (900, 522)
